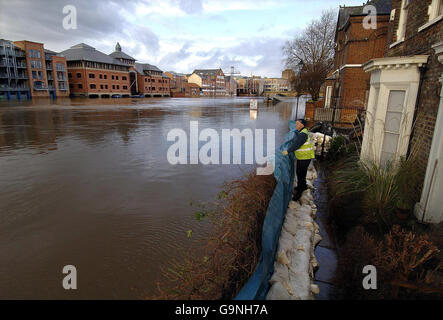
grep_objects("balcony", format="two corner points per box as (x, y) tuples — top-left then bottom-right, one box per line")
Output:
(16, 63), (27, 68)
(0, 84), (30, 91)
(46, 64), (52, 70)
(17, 73), (28, 79)
(0, 73), (8, 78)
(57, 77), (66, 81)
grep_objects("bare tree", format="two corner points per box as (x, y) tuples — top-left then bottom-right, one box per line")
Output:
(283, 10), (337, 100)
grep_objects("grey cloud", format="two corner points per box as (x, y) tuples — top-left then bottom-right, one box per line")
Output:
(176, 0), (203, 14)
(0, 0), (157, 54)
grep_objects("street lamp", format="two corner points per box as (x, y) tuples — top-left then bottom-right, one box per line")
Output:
(295, 59), (304, 119)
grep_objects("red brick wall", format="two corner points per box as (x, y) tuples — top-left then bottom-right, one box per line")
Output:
(14, 41), (49, 97)
(67, 68), (130, 96)
(330, 15), (389, 109)
(387, 0), (443, 192)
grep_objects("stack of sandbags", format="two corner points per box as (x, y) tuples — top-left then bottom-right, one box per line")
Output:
(266, 165), (322, 300)
(310, 132), (332, 155)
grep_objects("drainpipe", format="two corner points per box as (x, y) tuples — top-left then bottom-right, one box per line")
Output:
(421, 159), (438, 222)
(406, 64), (427, 158)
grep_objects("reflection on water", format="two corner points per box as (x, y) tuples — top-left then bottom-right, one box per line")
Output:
(0, 97), (305, 299)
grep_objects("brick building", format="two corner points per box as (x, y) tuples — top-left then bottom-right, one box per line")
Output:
(134, 63), (170, 97)
(188, 69), (226, 97)
(360, 0), (443, 223)
(60, 43), (131, 97)
(0, 39), (69, 99)
(324, 0), (391, 110)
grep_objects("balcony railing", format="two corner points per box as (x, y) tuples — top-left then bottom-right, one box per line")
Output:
(46, 65), (52, 70)
(0, 84), (30, 91)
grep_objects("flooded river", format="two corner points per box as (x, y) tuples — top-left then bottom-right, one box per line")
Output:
(0, 96), (305, 299)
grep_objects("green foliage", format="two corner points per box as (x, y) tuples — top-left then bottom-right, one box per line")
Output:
(326, 135), (359, 162)
(332, 156), (423, 230)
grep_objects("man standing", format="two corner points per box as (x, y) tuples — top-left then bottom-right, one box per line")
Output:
(282, 119), (315, 201)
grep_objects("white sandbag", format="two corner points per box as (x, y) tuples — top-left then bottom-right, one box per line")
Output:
(266, 282), (293, 300)
(278, 231), (295, 254)
(269, 263), (290, 285)
(276, 250), (290, 266)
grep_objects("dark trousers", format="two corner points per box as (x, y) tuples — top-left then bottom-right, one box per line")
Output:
(295, 159), (311, 192)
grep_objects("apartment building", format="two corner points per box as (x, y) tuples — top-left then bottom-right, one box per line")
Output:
(134, 63), (170, 97)
(263, 77), (290, 92)
(60, 43), (131, 97)
(188, 69), (226, 97)
(360, 0), (443, 223)
(0, 39), (69, 99)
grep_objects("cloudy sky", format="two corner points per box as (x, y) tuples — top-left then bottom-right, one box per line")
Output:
(0, 0), (365, 77)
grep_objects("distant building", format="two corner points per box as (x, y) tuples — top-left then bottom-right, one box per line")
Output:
(0, 39), (69, 99)
(225, 75), (237, 96)
(134, 63), (170, 97)
(60, 43), (131, 97)
(282, 69), (296, 90)
(263, 77), (290, 92)
(188, 69), (226, 97)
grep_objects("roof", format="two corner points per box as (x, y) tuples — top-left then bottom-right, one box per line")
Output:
(134, 62), (162, 74)
(59, 43), (129, 66)
(109, 42), (135, 61)
(192, 69), (222, 77)
(166, 71), (186, 77)
(337, 0), (391, 30)
(44, 49), (57, 55)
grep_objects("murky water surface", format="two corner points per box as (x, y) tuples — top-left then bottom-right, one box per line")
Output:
(0, 97), (304, 299)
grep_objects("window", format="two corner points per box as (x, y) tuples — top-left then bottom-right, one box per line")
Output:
(105, 85), (108, 89)
(112, 85), (115, 89)
(325, 86), (332, 108)
(122, 76), (127, 81)
(104, 74), (107, 79)
(145, 78), (147, 82)
(99, 74), (103, 79)
(38, 71), (43, 79)
(381, 90), (406, 163)
(89, 73), (95, 79)
(396, 0), (409, 42)
(90, 84), (96, 89)
(29, 50), (33, 58)
(77, 73), (82, 78)
(117, 85), (119, 89)
(69, 84), (74, 89)
(68, 73), (72, 78)
(35, 50), (41, 58)
(116, 76), (119, 80)
(112, 75), (115, 80)
(78, 84), (83, 89)
(32, 71), (37, 79)
(123, 85), (127, 90)
(100, 84), (104, 89)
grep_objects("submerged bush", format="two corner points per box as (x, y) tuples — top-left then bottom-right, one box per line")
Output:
(154, 170), (276, 300)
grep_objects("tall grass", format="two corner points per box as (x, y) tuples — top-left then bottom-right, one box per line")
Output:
(333, 158), (398, 228)
(154, 170), (276, 300)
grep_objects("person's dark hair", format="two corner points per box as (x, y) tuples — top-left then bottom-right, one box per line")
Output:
(297, 119), (307, 127)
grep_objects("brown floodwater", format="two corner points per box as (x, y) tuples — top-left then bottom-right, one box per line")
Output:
(0, 96), (305, 299)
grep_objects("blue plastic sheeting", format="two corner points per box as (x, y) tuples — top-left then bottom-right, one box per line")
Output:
(235, 121), (296, 300)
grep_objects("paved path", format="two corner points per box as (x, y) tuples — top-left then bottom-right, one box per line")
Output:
(312, 163), (341, 299)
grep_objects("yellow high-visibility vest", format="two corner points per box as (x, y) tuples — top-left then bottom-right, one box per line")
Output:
(294, 128), (315, 160)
